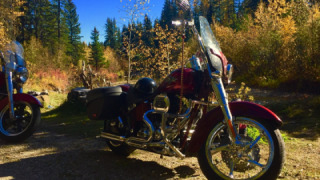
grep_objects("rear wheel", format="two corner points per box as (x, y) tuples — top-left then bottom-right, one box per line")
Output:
(0, 101), (41, 142)
(105, 117), (135, 157)
(198, 117), (285, 180)
(107, 141), (135, 157)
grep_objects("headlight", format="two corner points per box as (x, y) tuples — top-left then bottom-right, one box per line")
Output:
(16, 67), (28, 83)
(226, 64), (233, 84)
(189, 55), (202, 70)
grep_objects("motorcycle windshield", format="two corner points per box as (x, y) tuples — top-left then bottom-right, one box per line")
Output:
(3, 41), (25, 66)
(199, 16), (223, 74)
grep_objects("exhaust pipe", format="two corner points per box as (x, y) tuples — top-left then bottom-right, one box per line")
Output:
(101, 110), (156, 146)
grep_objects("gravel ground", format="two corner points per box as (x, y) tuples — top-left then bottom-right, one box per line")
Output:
(0, 88), (319, 180)
(0, 125), (206, 180)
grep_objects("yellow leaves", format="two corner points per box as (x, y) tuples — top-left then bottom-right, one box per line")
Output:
(280, 16), (296, 45)
(254, 0), (297, 45)
(0, 22), (7, 48)
(0, 0), (24, 47)
(309, 4), (320, 23)
(267, 0), (289, 18)
(104, 46), (120, 72)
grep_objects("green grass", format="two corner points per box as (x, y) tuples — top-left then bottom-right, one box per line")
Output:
(41, 94), (104, 138)
(258, 95), (320, 140)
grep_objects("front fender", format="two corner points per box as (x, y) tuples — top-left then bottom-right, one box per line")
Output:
(0, 93), (43, 110)
(187, 101), (282, 154)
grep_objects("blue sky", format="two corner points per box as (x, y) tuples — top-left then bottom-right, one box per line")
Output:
(73, 0), (165, 43)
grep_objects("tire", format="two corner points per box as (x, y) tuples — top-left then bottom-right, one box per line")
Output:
(105, 117), (135, 157)
(0, 101), (41, 142)
(197, 117), (285, 180)
(107, 141), (135, 157)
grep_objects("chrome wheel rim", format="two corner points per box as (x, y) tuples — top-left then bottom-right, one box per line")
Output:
(205, 117), (274, 179)
(0, 102), (33, 136)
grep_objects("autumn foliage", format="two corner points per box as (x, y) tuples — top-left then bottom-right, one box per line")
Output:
(1, 0), (320, 93)
(214, 0), (320, 91)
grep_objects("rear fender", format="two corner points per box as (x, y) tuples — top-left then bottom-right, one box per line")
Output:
(187, 101), (282, 154)
(119, 84), (131, 92)
(0, 93), (43, 110)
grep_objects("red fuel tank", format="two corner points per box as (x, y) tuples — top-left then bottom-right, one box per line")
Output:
(157, 68), (200, 95)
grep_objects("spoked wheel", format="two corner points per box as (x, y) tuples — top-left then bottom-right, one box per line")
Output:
(198, 117), (285, 180)
(0, 101), (41, 142)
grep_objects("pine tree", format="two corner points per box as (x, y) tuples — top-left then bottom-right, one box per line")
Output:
(160, 0), (178, 29)
(104, 18), (116, 48)
(90, 27), (105, 71)
(142, 14), (153, 47)
(64, 0), (83, 65)
(52, 0), (69, 46)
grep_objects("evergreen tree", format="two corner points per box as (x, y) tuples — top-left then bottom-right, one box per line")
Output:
(154, 18), (160, 27)
(104, 18), (116, 48)
(90, 27), (105, 71)
(242, 0), (268, 16)
(160, 0), (178, 29)
(35, 0), (57, 50)
(52, 0), (69, 46)
(114, 26), (121, 50)
(64, 0), (83, 65)
(142, 14), (153, 47)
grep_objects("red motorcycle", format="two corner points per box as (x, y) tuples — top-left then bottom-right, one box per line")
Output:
(0, 41), (42, 142)
(86, 1), (285, 179)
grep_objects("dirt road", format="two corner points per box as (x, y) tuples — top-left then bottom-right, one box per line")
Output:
(0, 124), (205, 180)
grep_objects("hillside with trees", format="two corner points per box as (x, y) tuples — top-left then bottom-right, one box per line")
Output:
(0, 0), (320, 92)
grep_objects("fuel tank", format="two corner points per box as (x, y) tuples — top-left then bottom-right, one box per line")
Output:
(157, 68), (202, 95)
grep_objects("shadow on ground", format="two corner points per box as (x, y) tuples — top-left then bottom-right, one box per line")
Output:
(0, 149), (195, 179)
(0, 101), (200, 180)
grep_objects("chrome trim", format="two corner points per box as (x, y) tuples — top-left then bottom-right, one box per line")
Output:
(205, 117), (275, 179)
(160, 113), (185, 159)
(101, 132), (125, 142)
(226, 64), (233, 84)
(153, 94), (170, 113)
(101, 110), (155, 147)
(118, 116), (124, 128)
(189, 55), (202, 70)
(126, 110), (155, 145)
(211, 77), (235, 141)
(5, 72), (15, 119)
(192, 100), (219, 106)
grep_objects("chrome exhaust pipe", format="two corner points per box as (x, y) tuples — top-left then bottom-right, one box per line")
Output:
(100, 132), (125, 142)
(101, 110), (155, 146)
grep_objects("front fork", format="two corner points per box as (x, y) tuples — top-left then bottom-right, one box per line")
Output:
(5, 71), (15, 120)
(211, 77), (237, 143)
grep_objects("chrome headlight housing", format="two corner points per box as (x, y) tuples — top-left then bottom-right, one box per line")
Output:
(153, 94), (170, 113)
(15, 67), (29, 84)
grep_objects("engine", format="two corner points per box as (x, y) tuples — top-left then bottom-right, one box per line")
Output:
(134, 94), (193, 156)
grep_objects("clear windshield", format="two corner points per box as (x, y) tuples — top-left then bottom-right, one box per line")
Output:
(3, 41), (24, 64)
(199, 16), (223, 74)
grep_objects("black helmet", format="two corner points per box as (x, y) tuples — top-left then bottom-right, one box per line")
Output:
(134, 77), (157, 95)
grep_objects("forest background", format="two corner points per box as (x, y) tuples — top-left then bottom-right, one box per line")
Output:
(0, 0), (320, 93)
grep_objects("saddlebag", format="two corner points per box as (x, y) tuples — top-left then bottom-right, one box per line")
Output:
(86, 86), (125, 120)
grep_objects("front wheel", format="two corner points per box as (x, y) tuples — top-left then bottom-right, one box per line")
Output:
(198, 117), (285, 180)
(0, 101), (41, 142)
